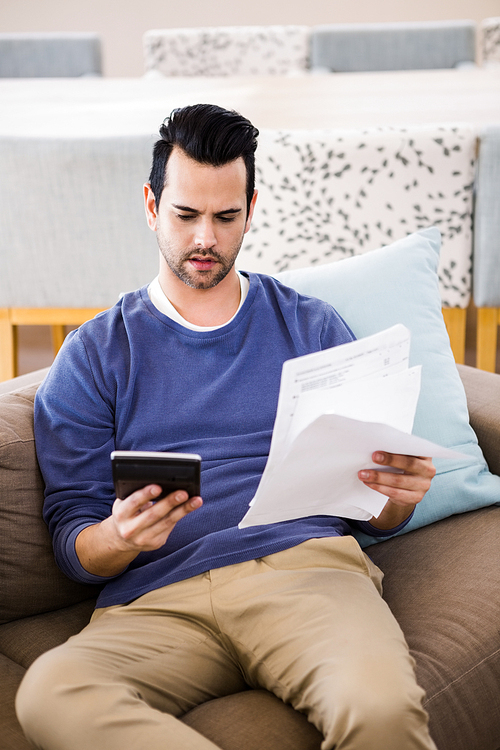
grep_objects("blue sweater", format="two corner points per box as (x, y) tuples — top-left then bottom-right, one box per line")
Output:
(35, 273), (408, 608)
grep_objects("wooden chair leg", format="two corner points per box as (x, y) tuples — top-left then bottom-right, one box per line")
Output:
(441, 307), (466, 365)
(51, 324), (66, 355)
(476, 307), (499, 372)
(0, 309), (16, 381)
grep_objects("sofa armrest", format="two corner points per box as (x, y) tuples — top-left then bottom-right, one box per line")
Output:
(457, 364), (500, 476)
(0, 367), (50, 395)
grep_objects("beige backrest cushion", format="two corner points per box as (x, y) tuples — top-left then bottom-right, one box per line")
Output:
(0, 381), (96, 624)
(457, 364), (500, 476)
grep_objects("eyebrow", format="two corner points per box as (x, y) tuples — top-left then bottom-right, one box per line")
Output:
(172, 203), (242, 217)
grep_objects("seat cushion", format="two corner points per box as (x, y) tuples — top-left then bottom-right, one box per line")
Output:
(0, 598), (95, 669)
(180, 506), (500, 750)
(367, 505), (500, 750)
(182, 690), (323, 750)
(0, 381), (98, 624)
(0, 653), (32, 750)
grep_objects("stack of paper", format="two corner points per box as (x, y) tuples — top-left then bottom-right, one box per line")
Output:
(239, 325), (465, 528)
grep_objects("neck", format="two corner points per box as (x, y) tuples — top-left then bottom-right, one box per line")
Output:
(158, 263), (241, 327)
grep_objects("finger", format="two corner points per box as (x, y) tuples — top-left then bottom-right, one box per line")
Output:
(112, 484), (163, 520)
(143, 493), (203, 532)
(158, 495), (203, 525)
(114, 486), (190, 529)
(128, 495), (203, 547)
(115, 483), (163, 506)
(113, 493), (203, 549)
(361, 481), (425, 506)
(360, 470), (430, 493)
(127, 489), (192, 529)
(371, 452), (436, 478)
(358, 469), (431, 506)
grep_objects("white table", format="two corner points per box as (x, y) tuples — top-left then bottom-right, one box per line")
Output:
(0, 67), (499, 135)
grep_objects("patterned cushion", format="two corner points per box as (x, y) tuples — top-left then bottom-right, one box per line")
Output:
(481, 18), (500, 63)
(276, 228), (500, 545)
(143, 26), (310, 77)
(240, 124), (477, 308)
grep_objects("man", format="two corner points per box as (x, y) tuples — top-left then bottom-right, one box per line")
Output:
(16, 104), (437, 750)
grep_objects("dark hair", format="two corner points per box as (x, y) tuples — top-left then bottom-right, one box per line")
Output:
(149, 104), (259, 217)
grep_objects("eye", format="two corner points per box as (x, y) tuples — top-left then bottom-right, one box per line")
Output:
(218, 215), (237, 223)
(177, 214), (195, 222)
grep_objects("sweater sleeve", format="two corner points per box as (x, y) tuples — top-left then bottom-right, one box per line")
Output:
(34, 328), (120, 584)
(319, 302), (356, 349)
(351, 510), (415, 538)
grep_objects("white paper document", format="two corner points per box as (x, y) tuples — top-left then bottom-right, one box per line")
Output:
(239, 325), (467, 528)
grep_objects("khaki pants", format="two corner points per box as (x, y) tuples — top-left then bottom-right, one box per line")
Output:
(17, 536), (436, 750)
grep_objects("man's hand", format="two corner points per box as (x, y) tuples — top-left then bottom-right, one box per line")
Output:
(358, 452), (436, 530)
(75, 485), (202, 577)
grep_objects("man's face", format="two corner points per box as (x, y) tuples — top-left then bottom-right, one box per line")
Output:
(145, 146), (257, 290)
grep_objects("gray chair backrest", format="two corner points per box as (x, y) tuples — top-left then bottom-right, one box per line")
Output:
(311, 20), (477, 72)
(0, 135), (158, 308)
(473, 126), (500, 308)
(0, 33), (102, 78)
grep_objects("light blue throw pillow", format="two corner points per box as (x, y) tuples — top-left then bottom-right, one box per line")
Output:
(276, 227), (500, 545)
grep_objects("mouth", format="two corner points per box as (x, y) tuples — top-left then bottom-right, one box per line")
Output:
(188, 256), (218, 271)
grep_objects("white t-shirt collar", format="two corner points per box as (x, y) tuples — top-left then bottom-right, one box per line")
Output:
(147, 272), (250, 332)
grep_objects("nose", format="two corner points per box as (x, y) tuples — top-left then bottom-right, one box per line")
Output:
(194, 218), (217, 250)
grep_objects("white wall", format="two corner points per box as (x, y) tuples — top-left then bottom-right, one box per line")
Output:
(1, 0), (498, 76)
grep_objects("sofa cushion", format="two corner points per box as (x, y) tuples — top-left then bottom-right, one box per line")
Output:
(367, 505), (500, 750)
(277, 228), (500, 543)
(179, 506), (500, 750)
(182, 690), (323, 750)
(0, 598), (95, 669)
(0, 367), (50, 396)
(457, 363), (500, 476)
(0, 381), (98, 624)
(0, 653), (31, 750)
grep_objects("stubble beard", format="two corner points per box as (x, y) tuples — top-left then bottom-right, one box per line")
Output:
(157, 235), (245, 290)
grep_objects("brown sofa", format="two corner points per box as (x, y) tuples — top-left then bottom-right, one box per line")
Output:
(1, 364), (499, 750)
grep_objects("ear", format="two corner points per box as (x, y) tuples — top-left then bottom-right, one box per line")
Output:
(144, 183), (158, 231)
(244, 189), (258, 234)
